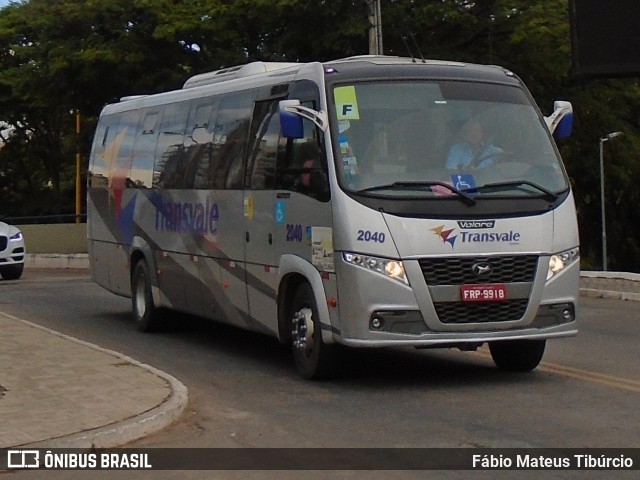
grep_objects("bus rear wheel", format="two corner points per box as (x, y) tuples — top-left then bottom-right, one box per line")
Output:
(131, 260), (163, 332)
(489, 339), (546, 372)
(290, 282), (335, 380)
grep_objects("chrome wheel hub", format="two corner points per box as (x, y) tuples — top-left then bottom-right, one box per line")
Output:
(292, 307), (314, 352)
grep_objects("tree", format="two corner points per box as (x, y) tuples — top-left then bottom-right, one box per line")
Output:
(1, 0), (640, 271)
(0, 0), (211, 217)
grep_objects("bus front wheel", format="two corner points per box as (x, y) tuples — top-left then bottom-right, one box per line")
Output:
(131, 260), (163, 332)
(489, 339), (546, 372)
(290, 282), (335, 380)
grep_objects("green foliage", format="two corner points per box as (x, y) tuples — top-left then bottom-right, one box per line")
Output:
(0, 0), (639, 270)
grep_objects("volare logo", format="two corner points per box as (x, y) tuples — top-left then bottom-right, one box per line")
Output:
(457, 220), (495, 229)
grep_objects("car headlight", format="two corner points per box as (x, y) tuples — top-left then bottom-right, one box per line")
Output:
(547, 247), (579, 280)
(343, 252), (409, 285)
(9, 232), (23, 242)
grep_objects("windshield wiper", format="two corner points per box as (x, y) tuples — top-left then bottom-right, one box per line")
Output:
(357, 181), (476, 206)
(474, 180), (558, 200)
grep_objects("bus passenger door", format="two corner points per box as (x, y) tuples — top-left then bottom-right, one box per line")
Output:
(243, 95), (287, 335)
(189, 91), (255, 329)
(244, 83), (330, 336)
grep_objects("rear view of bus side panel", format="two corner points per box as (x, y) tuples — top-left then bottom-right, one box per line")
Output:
(88, 110), (141, 297)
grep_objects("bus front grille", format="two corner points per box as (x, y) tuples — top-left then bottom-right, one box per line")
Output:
(418, 255), (538, 324)
(433, 299), (529, 324)
(419, 255), (538, 285)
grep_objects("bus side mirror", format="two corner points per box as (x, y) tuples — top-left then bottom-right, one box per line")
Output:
(279, 100), (305, 139)
(555, 111), (573, 141)
(544, 100), (573, 141)
(279, 99), (329, 138)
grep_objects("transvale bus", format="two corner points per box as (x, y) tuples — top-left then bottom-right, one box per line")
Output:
(87, 55), (579, 379)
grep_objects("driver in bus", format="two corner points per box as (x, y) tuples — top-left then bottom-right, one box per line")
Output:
(446, 118), (500, 171)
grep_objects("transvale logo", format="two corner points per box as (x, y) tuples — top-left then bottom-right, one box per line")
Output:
(432, 225), (458, 248)
(431, 220), (521, 248)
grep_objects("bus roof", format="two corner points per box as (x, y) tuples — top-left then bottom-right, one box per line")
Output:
(323, 55), (520, 85)
(103, 55), (521, 115)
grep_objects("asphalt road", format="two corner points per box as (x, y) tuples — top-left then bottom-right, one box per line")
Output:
(1, 269), (638, 480)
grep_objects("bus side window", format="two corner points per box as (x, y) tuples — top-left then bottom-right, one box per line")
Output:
(112, 110), (139, 191)
(88, 118), (115, 188)
(211, 92), (254, 189)
(186, 99), (219, 190)
(276, 102), (328, 200)
(130, 108), (162, 188)
(152, 101), (191, 189)
(246, 99), (282, 190)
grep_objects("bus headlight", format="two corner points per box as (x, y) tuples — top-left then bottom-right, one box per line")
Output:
(343, 253), (409, 285)
(547, 247), (579, 280)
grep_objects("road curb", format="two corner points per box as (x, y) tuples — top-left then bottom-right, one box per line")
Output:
(24, 253), (89, 269)
(579, 288), (640, 302)
(4, 313), (188, 449)
(580, 270), (640, 302)
(580, 270), (640, 282)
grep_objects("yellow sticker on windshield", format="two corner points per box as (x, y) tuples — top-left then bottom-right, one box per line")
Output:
(335, 86), (360, 120)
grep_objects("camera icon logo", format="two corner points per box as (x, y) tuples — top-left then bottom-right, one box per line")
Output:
(7, 450), (40, 469)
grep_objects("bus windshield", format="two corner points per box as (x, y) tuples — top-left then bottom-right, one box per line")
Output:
(332, 81), (568, 198)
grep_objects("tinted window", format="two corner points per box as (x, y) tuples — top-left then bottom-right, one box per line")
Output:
(130, 108), (161, 187)
(275, 101), (328, 200)
(211, 92), (254, 189)
(113, 110), (139, 190)
(185, 98), (219, 189)
(246, 100), (283, 189)
(88, 117), (114, 188)
(153, 102), (191, 188)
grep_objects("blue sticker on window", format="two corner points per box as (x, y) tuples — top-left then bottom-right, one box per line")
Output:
(451, 174), (476, 193)
(275, 200), (286, 224)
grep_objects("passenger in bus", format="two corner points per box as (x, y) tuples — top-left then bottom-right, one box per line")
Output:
(446, 118), (500, 171)
(295, 142), (328, 199)
(299, 159), (316, 189)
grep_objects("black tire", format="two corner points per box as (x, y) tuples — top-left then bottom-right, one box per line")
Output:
(290, 282), (336, 380)
(0, 264), (24, 280)
(131, 260), (163, 332)
(489, 339), (546, 372)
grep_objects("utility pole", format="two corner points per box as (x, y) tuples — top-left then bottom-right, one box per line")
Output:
(75, 110), (82, 224)
(367, 0), (383, 55)
(599, 131), (624, 271)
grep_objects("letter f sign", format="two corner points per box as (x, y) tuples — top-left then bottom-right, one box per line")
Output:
(342, 104), (353, 116)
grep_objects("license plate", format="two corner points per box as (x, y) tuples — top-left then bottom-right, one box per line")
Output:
(460, 284), (507, 302)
